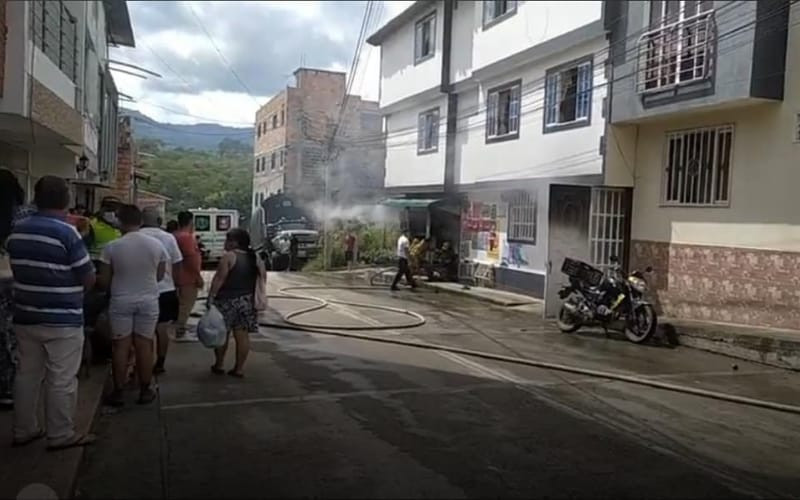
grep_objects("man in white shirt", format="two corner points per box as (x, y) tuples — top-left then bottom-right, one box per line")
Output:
(98, 204), (167, 406)
(391, 229), (416, 291)
(139, 207), (183, 375)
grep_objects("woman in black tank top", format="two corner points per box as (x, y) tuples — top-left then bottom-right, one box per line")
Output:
(208, 228), (266, 377)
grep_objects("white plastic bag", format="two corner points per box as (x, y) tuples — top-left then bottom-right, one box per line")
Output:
(197, 305), (227, 348)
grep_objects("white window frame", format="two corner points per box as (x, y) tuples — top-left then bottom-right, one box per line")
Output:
(417, 108), (440, 154)
(507, 190), (537, 244)
(661, 124), (734, 207)
(414, 12), (436, 64)
(486, 80), (521, 142)
(544, 58), (593, 130)
(483, 0), (517, 28)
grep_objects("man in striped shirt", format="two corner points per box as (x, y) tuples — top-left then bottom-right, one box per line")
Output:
(6, 176), (97, 450)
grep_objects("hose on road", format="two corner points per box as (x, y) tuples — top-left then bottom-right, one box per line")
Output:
(193, 279), (800, 416)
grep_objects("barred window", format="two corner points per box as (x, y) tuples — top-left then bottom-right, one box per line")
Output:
(417, 108), (439, 154)
(414, 12), (436, 63)
(483, 0), (517, 27)
(486, 80), (521, 141)
(507, 191), (537, 244)
(545, 59), (592, 130)
(663, 124), (733, 206)
(30, 0), (77, 82)
(270, 152), (276, 170)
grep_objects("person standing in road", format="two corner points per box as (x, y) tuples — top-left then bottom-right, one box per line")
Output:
(7, 176), (97, 450)
(173, 211), (203, 339)
(344, 231), (357, 271)
(139, 208), (183, 375)
(99, 205), (167, 406)
(207, 228), (266, 378)
(391, 229), (416, 291)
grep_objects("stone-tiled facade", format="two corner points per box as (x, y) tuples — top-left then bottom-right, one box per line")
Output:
(631, 240), (800, 330)
(30, 79), (83, 146)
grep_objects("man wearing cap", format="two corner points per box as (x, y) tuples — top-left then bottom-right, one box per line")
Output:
(88, 197), (122, 263)
(139, 208), (182, 374)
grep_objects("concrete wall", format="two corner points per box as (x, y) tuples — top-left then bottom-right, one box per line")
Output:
(455, 36), (607, 186)
(384, 93), (448, 188)
(379, 1), (444, 108)
(0, 0), (27, 115)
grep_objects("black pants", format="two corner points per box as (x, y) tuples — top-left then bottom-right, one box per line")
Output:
(392, 257), (416, 289)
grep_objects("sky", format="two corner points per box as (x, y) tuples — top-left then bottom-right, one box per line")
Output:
(110, 0), (413, 127)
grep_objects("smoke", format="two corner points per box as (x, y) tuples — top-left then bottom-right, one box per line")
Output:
(309, 202), (397, 225)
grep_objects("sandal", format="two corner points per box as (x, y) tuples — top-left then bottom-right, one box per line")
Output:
(210, 365), (225, 375)
(227, 369), (244, 379)
(47, 433), (96, 451)
(12, 430), (45, 448)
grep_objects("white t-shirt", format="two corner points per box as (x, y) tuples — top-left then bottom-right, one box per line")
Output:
(140, 227), (183, 293)
(101, 231), (168, 302)
(396, 235), (410, 259)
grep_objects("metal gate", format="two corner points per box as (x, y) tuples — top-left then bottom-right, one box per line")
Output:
(589, 188), (627, 270)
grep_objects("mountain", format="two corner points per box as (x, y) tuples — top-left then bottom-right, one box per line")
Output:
(121, 109), (254, 151)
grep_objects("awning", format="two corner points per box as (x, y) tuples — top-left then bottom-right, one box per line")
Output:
(70, 179), (111, 189)
(380, 198), (442, 209)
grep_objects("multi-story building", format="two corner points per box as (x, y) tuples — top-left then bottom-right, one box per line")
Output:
(369, 1), (631, 313)
(605, 0), (799, 330)
(251, 67), (384, 213)
(0, 0), (134, 210)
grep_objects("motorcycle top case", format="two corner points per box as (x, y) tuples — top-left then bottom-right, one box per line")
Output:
(561, 258), (604, 287)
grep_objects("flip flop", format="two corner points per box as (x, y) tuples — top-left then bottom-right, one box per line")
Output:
(227, 369), (244, 379)
(11, 430), (45, 448)
(210, 366), (225, 375)
(47, 433), (96, 451)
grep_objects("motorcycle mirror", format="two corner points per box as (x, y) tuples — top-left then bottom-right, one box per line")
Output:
(645, 266), (653, 273)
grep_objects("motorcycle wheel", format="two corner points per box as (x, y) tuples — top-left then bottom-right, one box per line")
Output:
(556, 304), (582, 333)
(625, 304), (657, 343)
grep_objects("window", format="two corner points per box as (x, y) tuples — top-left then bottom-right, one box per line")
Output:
(254, 158), (259, 173)
(794, 112), (800, 143)
(662, 124), (733, 206)
(544, 59), (592, 131)
(194, 215), (211, 232)
(216, 215), (232, 231)
(417, 108), (439, 154)
(280, 107), (285, 126)
(272, 114), (278, 129)
(414, 12), (436, 63)
(30, 0), (78, 82)
(271, 152), (276, 170)
(639, 0), (715, 93)
(483, 0), (517, 27)
(280, 149), (286, 167)
(257, 123), (262, 138)
(507, 191), (537, 244)
(486, 80), (521, 142)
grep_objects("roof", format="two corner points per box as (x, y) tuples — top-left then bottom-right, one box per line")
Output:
(104, 0), (135, 48)
(366, 1), (430, 46)
(138, 190), (171, 201)
(380, 197), (442, 209)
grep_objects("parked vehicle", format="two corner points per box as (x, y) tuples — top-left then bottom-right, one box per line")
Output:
(250, 193), (319, 271)
(556, 256), (657, 343)
(189, 208), (239, 264)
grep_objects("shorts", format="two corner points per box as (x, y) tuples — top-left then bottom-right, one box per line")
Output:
(158, 291), (180, 323)
(214, 294), (258, 333)
(109, 298), (159, 339)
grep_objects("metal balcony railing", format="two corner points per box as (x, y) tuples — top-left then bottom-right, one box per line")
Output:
(637, 10), (716, 94)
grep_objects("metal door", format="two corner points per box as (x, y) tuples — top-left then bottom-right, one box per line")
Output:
(545, 185), (591, 317)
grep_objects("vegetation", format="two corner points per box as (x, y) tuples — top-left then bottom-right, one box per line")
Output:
(302, 220), (400, 271)
(137, 138), (253, 222)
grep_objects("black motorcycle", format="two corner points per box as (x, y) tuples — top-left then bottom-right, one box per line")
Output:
(556, 256), (657, 344)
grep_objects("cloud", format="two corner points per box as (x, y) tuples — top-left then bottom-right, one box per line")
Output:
(112, 0), (413, 125)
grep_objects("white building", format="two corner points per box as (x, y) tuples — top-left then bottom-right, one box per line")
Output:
(369, 0), (630, 313)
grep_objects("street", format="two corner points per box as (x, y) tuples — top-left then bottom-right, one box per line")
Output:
(75, 272), (800, 499)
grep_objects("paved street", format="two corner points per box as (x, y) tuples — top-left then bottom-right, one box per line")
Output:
(75, 272), (800, 499)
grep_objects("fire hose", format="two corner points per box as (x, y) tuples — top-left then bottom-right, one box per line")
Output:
(191, 271), (800, 416)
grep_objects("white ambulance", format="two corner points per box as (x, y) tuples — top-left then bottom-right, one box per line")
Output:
(189, 208), (240, 264)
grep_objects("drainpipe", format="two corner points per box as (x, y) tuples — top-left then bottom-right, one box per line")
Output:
(441, 0), (457, 194)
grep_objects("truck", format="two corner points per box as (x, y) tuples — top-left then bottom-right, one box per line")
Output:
(189, 208), (240, 264)
(249, 193), (320, 271)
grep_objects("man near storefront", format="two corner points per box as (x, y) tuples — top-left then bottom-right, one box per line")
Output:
(88, 197), (122, 263)
(173, 211), (203, 338)
(139, 208), (182, 374)
(7, 176), (97, 449)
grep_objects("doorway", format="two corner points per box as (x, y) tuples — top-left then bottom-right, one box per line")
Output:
(545, 185), (591, 317)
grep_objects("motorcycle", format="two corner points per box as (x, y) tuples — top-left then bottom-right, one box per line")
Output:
(556, 256), (657, 344)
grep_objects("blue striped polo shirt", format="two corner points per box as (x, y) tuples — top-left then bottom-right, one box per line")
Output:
(6, 213), (95, 326)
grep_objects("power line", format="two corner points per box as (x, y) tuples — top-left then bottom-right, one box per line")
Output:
(129, 100), (254, 126)
(124, 115), (254, 136)
(187, 3), (261, 106)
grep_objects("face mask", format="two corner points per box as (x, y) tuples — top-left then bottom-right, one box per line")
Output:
(102, 212), (118, 227)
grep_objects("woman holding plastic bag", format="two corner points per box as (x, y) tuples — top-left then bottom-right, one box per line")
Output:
(205, 228), (266, 378)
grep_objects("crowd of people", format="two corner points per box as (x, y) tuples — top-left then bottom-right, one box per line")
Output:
(0, 172), (265, 450)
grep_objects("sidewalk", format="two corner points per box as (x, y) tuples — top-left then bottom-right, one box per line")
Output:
(0, 364), (107, 499)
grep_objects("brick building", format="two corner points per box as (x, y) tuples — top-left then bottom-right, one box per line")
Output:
(251, 68), (384, 213)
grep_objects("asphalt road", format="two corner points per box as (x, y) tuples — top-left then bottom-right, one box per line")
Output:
(75, 272), (800, 499)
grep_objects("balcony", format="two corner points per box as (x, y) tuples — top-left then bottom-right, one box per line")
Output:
(636, 9), (716, 95)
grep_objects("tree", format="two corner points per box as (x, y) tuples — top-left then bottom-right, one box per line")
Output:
(217, 138), (250, 158)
